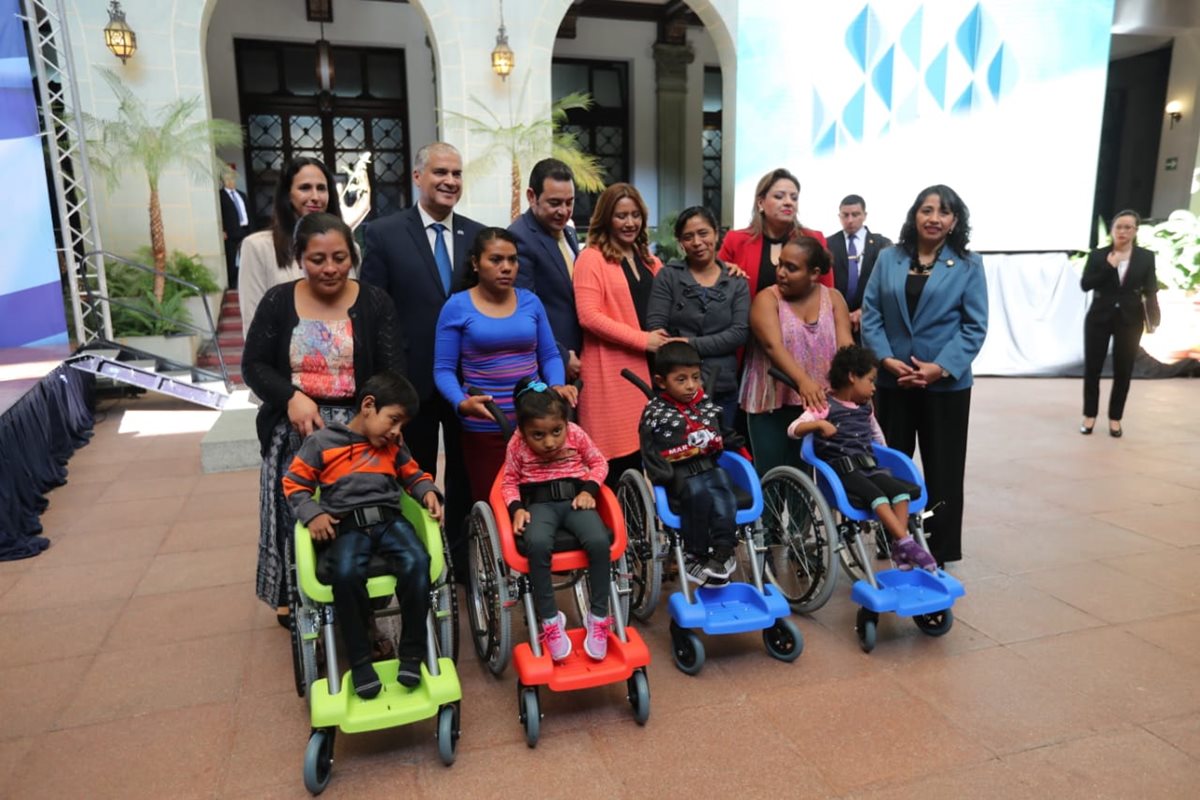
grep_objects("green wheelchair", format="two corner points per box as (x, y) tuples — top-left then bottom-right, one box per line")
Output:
(289, 492), (461, 794)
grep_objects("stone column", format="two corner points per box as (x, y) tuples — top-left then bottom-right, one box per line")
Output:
(653, 42), (695, 224)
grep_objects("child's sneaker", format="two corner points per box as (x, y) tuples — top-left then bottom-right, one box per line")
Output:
(709, 546), (737, 579)
(541, 611), (572, 661)
(351, 662), (382, 699)
(397, 657), (422, 688)
(684, 553), (710, 586)
(702, 558), (731, 584)
(583, 612), (611, 661)
(891, 536), (937, 573)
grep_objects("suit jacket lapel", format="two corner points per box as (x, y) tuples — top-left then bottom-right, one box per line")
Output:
(451, 218), (472, 275)
(404, 210), (444, 296)
(535, 223), (569, 280)
(913, 250), (954, 323)
(894, 253), (914, 333)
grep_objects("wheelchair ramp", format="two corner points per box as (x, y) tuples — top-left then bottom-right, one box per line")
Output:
(66, 339), (230, 410)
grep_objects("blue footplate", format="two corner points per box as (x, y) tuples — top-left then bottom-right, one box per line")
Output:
(669, 582), (791, 635)
(851, 568), (965, 617)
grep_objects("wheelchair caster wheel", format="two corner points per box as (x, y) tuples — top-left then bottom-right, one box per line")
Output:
(914, 608), (954, 637)
(627, 669), (650, 725)
(669, 621), (705, 676)
(518, 685), (540, 748)
(855, 607), (878, 654)
(302, 728), (335, 795)
(762, 618), (804, 662)
(436, 704), (460, 766)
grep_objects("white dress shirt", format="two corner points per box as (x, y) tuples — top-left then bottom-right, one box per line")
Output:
(226, 188), (249, 227)
(417, 204), (455, 266)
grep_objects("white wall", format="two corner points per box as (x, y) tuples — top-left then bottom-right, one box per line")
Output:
(552, 17), (720, 227)
(204, 0), (438, 190)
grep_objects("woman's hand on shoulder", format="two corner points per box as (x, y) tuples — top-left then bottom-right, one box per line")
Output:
(725, 262), (749, 280)
(551, 384), (578, 407)
(797, 375), (827, 410)
(287, 392), (325, 437)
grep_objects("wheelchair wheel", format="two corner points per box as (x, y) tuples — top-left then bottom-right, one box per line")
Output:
(856, 607), (878, 654)
(466, 502), (512, 677)
(616, 469), (663, 621)
(669, 621), (705, 676)
(762, 618), (804, 663)
(302, 727), (335, 795)
(519, 685), (541, 748)
(914, 608), (954, 637)
(434, 529), (460, 663)
(436, 703), (460, 766)
(627, 669), (650, 725)
(759, 466), (838, 614)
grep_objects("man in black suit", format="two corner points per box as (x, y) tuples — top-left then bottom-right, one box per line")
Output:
(360, 142), (483, 578)
(510, 158), (582, 379)
(218, 171), (251, 287)
(827, 194), (892, 335)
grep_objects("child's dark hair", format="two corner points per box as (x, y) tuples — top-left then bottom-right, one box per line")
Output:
(357, 370), (420, 417)
(513, 375), (569, 428)
(653, 340), (701, 377)
(828, 345), (878, 390)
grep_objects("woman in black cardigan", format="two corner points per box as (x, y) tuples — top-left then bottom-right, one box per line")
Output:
(1080, 209), (1160, 437)
(243, 213), (405, 621)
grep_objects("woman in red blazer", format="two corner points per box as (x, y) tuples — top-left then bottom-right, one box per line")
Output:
(718, 167), (833, 299)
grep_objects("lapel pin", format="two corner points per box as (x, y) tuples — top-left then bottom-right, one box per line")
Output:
(947, 259), (955, 267)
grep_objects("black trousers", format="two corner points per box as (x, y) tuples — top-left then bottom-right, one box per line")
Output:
(1082, 311), (1143, 421)
(405, 391), (471, 580)
(673, 467), (738, 557)
(522, 501), (612, 620)
(874, 386), (972, 564)
(224, 231), (246, 286)
(323, 518), (430, 665)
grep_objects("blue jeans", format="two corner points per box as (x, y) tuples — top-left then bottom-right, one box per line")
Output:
(323, 517), (430, 666)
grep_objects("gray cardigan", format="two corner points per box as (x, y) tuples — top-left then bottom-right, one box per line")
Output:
(646, 260), (750, 395)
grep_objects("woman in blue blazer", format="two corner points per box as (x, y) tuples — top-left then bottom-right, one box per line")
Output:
(861, 185), (988, 566)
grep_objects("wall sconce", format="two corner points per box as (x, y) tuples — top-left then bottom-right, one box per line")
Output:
(103, 0), (137, 64)
(1166, 100), (1183, 129)
(491, 0), (514, 80)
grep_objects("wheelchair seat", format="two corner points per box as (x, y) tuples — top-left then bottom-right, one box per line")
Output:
(664, 482), (754, 516)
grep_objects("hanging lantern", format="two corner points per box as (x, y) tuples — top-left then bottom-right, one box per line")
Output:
(103, 1), (137, 64)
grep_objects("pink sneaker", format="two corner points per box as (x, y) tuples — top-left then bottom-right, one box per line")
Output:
(583, 612), (612, 661)
(541, 612), (572, 661)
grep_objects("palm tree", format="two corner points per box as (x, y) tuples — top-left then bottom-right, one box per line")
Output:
(447, 78), (606, 221)
(86, 68), (243, 302)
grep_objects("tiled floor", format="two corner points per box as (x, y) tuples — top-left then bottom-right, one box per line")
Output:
(1, 377), (1198, 799)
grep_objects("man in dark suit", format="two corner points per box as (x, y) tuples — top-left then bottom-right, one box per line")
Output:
(360, 142), (483, 578)
(827, 194), (892, 335)
(218, 171), (251, 287)
(509, 158), (582, 379)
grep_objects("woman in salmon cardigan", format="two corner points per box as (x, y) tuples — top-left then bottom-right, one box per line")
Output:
(574, 183), (676, 482)
(718, 167), (833, 299)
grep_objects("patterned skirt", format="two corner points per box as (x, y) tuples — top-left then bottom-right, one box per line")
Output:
(255, 405), (355, 607)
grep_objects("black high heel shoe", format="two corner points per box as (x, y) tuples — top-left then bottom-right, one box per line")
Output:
(1109, 422), (1122, 438)
(1079, 420), (1094, 435)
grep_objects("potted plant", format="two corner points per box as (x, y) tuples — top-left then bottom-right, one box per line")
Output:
(85, 68), (242, 303)
(445, 76), (606, 221)
(105, 250), (221, 363)
(1137, 210), (1200, 364)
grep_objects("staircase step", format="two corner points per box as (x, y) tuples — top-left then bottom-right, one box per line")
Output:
(217, 333), (243, 346)
(199, 351), (242, 366)
(218, 319), (242, 332)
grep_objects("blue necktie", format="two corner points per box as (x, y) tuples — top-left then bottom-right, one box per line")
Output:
(431, 222), (452, 293)
(846, 233), (859, 300)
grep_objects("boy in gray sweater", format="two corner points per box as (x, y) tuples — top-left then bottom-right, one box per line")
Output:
(284, 371), (443, 698)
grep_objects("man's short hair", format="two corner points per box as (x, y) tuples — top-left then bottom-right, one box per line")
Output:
(529, 158), (574, 197)
(414, 142), (461, 172)
(839, 194), (866, 209)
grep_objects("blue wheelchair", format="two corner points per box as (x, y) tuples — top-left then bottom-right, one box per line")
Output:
(798, 434), (965, 653)
(617, 370), (803, 675)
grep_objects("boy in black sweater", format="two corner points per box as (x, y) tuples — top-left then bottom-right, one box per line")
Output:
(639, 342), (744, 585)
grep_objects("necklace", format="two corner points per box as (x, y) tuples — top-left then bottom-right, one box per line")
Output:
(912, 244), (944, 275)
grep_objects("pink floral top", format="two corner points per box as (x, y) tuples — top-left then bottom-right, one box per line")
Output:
(739, 285), (837, 413)
(290, 318), (356, 400)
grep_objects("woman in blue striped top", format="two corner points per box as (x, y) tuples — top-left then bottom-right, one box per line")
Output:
(434, 227), (577, 502)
